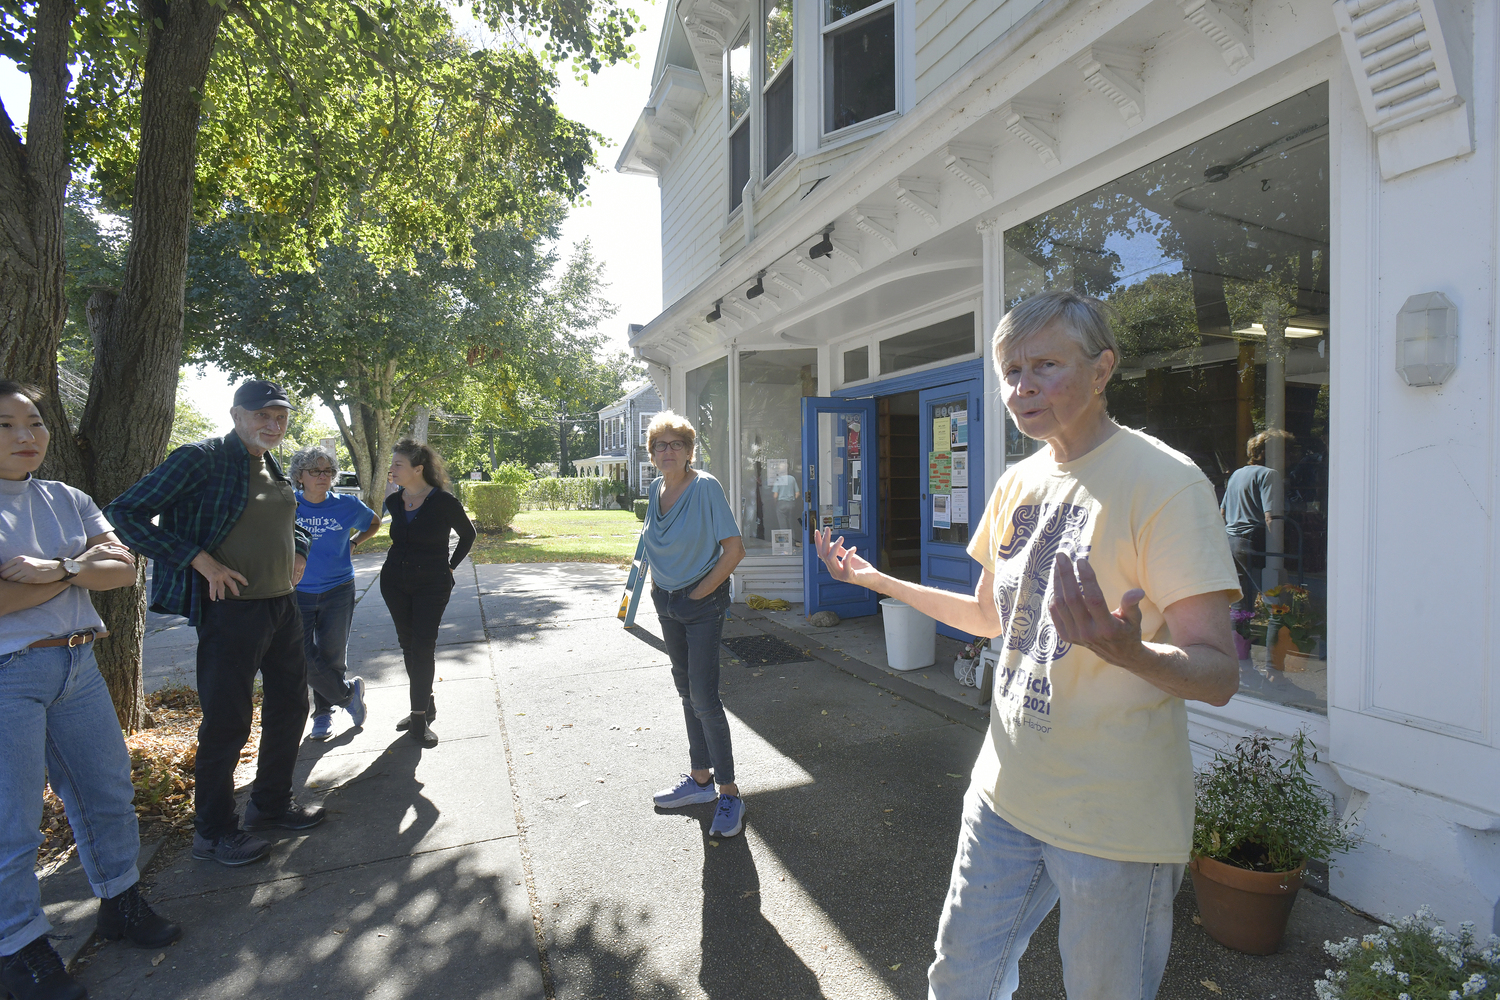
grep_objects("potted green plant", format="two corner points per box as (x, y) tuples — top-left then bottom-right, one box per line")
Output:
(1192, 731), (1358, 955)
(1262, 585), (1323, 670)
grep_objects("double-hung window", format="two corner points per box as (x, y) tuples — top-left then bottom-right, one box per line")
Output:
(763, 0), (794, 175)
(822, 0), (895, 133)
(727, 24), (753, 212)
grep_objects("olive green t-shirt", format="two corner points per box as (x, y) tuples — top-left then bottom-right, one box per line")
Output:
(213, 455), (298, 600)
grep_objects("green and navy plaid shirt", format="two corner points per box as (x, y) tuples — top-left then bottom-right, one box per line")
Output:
(106, 432), (311, 625)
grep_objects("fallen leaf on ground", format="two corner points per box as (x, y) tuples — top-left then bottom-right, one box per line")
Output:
(152, 953), (165, 967)
(1191, 914), (1202, 925)
(890, 963), (902, 971)
(1200, 980), (1221, 994)
(946, 773), (963, 778)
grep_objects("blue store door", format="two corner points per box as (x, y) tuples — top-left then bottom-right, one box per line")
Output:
(918, 378), (984, 640)
(801, 397), (880, 618)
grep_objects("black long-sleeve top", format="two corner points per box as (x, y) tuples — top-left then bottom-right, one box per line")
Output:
(383, 488), (476, 570)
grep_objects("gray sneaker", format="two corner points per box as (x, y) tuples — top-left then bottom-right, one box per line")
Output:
(653, 774), (719, 808)
(345, 676), (367, 727)
(192, 830), (271, 867)
(243, 800), (326, 831)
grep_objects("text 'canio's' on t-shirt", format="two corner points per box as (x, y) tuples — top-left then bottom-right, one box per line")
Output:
(0, 476), (113, 655)
(296, 491), (379, 594)
(965, 427), (1240, 865)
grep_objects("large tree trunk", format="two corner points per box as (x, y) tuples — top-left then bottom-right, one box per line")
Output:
(74, 0), (227, 730)
(0, 0), (77, 477)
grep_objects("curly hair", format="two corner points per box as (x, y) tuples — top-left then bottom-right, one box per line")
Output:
(392, 438), (450, 489)
(288, 445), (338, 490)
(645, 411), (697, 461)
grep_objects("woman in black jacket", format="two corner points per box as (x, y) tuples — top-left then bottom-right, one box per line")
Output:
(380, 439), (476, 747)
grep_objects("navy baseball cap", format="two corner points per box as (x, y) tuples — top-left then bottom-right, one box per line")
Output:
(233, 379), (291, 411)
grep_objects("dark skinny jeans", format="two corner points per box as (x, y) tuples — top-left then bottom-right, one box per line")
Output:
(297, 579), (358, 715)
(380, 562), (454, 713)
(194, 592), (309, 839)
(652, 578), (734, 786)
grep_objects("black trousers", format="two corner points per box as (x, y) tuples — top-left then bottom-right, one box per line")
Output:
(380, 563), (454, 713)
(194, 593), (309, 839)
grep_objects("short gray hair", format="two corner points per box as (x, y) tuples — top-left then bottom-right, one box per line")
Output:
(995, 289), (1121, 377)
(288, 445), (338, 488)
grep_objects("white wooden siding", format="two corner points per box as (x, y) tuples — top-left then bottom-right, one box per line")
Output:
(661, 99), (726, 306)
(914, 0), (1048, 103)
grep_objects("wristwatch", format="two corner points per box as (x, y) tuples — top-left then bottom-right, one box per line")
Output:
(57, 557), (82, 581)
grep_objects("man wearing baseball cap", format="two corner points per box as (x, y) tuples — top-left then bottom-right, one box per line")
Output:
(108, 380), (331, 867)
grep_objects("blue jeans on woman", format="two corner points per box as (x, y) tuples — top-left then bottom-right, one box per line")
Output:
(0, 643), (140, 957)
(296, 579), (358, 714)
(927, 785), (1183, 1000)
(652, 578), (734, 786)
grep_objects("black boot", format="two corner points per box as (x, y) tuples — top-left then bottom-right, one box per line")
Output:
(0, 938), (86, 1000)
(409, 712), (439, 748)
(95, 883), (182, 949)
(395, 695), (436, 731)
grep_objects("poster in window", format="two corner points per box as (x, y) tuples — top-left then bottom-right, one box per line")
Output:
(933, 493), (951, 528)
(951, 487), (969, 525)
(847, 421), (861, 459)
(951, 451), (968, 487)
(767, 458), (789, 480)
(771, 529), (795, 555)
(951, 411), (968, 449)
(928, 451), (951, 492)
(850, 460), (862, 500)
(932, 417), (951, 453)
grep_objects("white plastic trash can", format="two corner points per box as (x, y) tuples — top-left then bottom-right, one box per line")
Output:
(880, 598), (936, 671)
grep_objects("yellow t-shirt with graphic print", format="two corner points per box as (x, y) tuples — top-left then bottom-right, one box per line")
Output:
(965, 426), (1239, 864)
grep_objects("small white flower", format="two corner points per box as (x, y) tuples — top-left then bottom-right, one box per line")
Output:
(1398, 971), (1411, 984)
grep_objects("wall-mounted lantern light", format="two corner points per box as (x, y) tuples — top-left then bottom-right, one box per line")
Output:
(747, 271), (765, 299)
(1395, 291), (1459, 387)
(809, 226), (834, 259)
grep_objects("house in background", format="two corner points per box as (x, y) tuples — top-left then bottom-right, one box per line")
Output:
(571, 381), (662, 495)
(617, 0), (1500, 935)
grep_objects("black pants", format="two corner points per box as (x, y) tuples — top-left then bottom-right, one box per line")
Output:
(1228, 532), (1263, 614)
(380, 564), (454, 713)
(194, 593), (309, 839)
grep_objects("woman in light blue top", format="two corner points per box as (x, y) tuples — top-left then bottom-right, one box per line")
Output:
(290, 446), (382, 741)
(642, 411), (747, 837)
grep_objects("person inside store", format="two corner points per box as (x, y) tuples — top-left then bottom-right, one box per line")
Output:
(0, 380), (181, 1000)
(815, 289), (1241, 1000)
(380, 439), (475, 749)
(640, 412), (748, 838)
(108, 379), (324, 869)
(1220, 428), (1293, 618)
(289, 445), (382, 741)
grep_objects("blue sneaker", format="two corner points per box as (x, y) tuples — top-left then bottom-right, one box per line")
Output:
(345, 676), (367, 728)
(652, 774), (718, 808)
(709, 793), (745, 837)
(308, 713), (333, 741)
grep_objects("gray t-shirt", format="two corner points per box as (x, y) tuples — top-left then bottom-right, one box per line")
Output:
(0, 476), (112, 655)
(1221, 465), (1276, 538)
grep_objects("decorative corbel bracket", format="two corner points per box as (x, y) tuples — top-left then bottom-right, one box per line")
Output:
(830, 234), (864, 270)
(892, 176), (941, 227)
(795, 256), (834, 288)
(769, 270), (806, 301)
(1075, 45), (1145, 127)
(852, 210), (899, 253)
(1332, 0), (1472, 179)
(941, 144), (993, 200)
(998, 101), (1061, 167)
(1180, 0), (1253, 74)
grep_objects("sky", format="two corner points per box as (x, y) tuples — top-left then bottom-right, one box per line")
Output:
(0, 0), (665, 433)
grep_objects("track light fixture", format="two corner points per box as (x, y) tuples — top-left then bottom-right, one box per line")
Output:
(747, 271), (765, 299)
(706, 299), (722, 323)
(809, 226), (834, 260)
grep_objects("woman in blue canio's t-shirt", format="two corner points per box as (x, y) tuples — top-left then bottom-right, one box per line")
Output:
(289, 446), (383, 741)
(641, 412), (747, 838)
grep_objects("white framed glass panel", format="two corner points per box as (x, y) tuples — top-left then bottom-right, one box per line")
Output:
(878, 313), (976, 375)
(739, 349), (818, 553)
(764, 0), (794, 174)
(843, 344), (870, 382)
(823, 2), (895, 133)
(1003, 84), (1330, 714)
(685, 358), (730, 474)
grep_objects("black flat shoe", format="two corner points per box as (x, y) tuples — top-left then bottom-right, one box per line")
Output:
(409, 714), (438, 748)
(396, 695), (436, 730)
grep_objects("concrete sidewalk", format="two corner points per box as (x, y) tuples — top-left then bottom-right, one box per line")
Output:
(53, 558), (1375, 999)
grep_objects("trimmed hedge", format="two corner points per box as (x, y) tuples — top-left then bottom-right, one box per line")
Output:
(468, 483), (523, 533)
(521, 476), (619, 510)
(633, 499), (648, 521)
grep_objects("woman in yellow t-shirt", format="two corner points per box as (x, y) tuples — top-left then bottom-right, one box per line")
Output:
(815, 289), (1240, 1000)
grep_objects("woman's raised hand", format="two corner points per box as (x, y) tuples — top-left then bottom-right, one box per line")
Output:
(815, 528), (876, 586)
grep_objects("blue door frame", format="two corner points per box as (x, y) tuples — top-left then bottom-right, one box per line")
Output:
(826, 358), (986, 633)
(801, 397), (881, 618)
(918, 379), (983, 641)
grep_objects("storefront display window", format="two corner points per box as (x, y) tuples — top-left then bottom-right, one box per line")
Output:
(1003, 84), (1330, 714)
(879, 313), (976, 375)
(739, 349), (818, 554)
(686, 358), (730, 478)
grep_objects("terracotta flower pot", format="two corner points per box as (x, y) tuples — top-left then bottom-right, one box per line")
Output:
(1268, 626), (1297, 671)
(1190, 855), (1306, 955)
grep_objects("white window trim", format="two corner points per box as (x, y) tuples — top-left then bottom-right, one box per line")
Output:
(832, 292), (982, 388)
(725, 17), (755, 219)
(818, 0), (901, 142)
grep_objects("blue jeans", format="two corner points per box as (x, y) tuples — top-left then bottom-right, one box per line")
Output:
(0, 643), (140, 956)
(928, 785), (1183, 1000)
(297, 579), (357, 714)
(652, 579), (734, 787)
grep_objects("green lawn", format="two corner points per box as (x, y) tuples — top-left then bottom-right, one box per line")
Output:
(354, 508), (641, 566)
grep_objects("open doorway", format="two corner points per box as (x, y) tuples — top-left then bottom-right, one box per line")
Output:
(877, 391), (921, 582)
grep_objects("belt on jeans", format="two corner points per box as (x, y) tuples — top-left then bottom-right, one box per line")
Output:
(656, 576), (716, 598)
(28, 629), (109, 649)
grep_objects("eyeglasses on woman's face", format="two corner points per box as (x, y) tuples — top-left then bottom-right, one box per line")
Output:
(651, 439), (687, 453)
(305, 468), (335, 478)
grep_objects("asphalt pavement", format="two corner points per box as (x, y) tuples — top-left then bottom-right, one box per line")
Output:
(57, 554), (1375, 1000)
